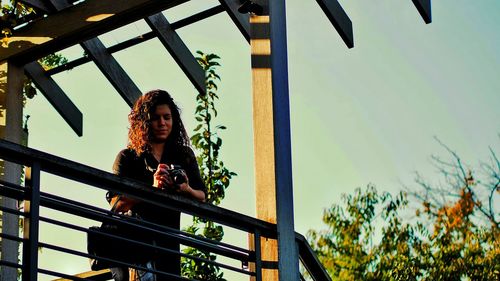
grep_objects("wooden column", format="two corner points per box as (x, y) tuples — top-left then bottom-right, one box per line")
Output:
(250, 0), (299, 280)
(0, 60), (24, 281)
(250, 11), (279, 281)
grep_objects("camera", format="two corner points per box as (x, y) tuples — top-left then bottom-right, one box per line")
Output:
(168, 164), (186, 185)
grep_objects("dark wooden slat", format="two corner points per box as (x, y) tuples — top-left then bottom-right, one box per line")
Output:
(80, 38), (142, 107)
(315, 0), (354, 48)
(145, 13), (206, 94)
(47, 6), (226, 76)
(1, 0), (188, 64)
(412, 0), (432, 24)
(172, 4), (225, 30)
(19, 0), (54, 13)
(47, 0), (73, 11)
(24, 62), (83, 136)
(219, 0), (250, 42)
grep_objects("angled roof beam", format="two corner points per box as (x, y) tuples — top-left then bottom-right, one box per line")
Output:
(145, 13), (206, 94)
(315, 0), (354, 48)
(46, 0), (73, 11)
(80, 38), (142, 107)
(1, 0), (188, 64)
(412, 0), (432, 24)
(24, 62), (83, 136)
(219, 0), (250, 42)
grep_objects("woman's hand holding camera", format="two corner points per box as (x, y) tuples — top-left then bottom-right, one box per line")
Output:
(153, 164), (191, 194)
(153, 163), (172, 189)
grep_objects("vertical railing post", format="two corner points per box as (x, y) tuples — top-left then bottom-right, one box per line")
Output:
(254, 229), (262, 281)
(22, 161), (41, 281)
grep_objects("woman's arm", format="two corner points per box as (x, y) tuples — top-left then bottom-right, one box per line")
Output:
(109, 149), (143, 212)
(109, 195), (140, 213)
(178, 182), (206, 202)
(153, 163), (206, 202)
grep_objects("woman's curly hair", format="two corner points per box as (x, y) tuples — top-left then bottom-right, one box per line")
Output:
(127, 89), (190, 155)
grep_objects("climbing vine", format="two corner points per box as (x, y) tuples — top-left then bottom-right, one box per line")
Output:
(181, 51), (236, 280)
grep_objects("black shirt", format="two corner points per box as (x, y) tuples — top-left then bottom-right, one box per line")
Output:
(109, 146), (206, 229)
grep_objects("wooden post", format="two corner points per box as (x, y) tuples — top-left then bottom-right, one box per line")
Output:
(250, 0), (299, 280)
(0, 60), (25, 281)
(250, 11), (279, 280)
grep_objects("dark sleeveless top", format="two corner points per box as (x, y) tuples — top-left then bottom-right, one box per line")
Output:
(107, 146), (206, 229)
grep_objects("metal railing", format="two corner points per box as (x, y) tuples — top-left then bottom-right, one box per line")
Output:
(0, 139), (330, 281)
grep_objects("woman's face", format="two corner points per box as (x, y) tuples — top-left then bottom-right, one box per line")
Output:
(150, 104), (173, 143)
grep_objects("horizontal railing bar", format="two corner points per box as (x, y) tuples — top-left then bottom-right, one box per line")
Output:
(0, 205), (27, 217)
(0, 232), (25, 243)
(0, 178), (251, 261)
(38, 189), (251, 255)
(0, 178), (26, 190)
(0, 260), (22, 269)
(0, 179), (255, 276)
(40, 216), (254, 274)
(46, 4), (226, 75)
(0, 181), (26, 201)
(38, 242), (198, 281)
(39, 196), (251, 262)
(295, 233), (332, 281)
(0, 139), (277, 238)
(39, 232), (253, 277)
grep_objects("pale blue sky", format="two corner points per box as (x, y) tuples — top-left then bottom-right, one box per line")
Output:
(20, 0), (499, 279)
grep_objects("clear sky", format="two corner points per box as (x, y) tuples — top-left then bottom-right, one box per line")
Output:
(19, 0), (499, 279)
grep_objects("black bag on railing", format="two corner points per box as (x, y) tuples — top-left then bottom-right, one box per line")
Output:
(87, 199), (153, 270)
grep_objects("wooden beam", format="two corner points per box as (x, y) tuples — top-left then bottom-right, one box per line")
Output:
(46, 0), (73, 11)
(19, 0), (55, 13)
(1, 0), (188, 64)
(0, 61), (24, 281)
(24, 62), (83, 136)
(145, 13), (206, 95)
(315, 0), (354, 48)
(80, 38), (142, 107)
(412, 0), (432, 24)
(219, 0), (250, 42)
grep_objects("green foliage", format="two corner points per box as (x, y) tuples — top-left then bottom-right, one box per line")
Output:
(38, 53), (69, 70)
(1, 1), (35, 46)
(307, 145), (500, 281)
(1, 0), (67, 103)
(181, 51), (236, 280)
(21, 53), (68, 105)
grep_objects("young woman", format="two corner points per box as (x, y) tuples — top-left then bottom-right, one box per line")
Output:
(107, 89), (206, 281)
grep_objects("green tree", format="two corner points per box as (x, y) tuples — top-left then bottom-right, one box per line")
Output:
(307, 142), (500, 280)
(181, 51), (236, 280)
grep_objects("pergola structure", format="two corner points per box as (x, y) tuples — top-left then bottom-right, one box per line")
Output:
(0, 0), (432, 280)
